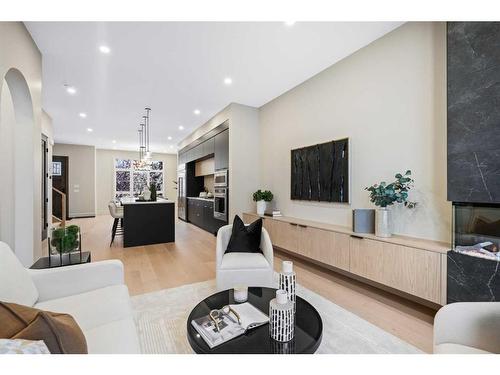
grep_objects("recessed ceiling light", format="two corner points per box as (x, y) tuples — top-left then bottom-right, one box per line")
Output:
(178, 125), (184, 130)
(66, 86), (76, 95)
(86, 128), (93, 132)
(193, 109), (200, 115)
(79, 112), (87, 118)
(284, 21), (296, 26)
(167, 136), (172, 140)
(112, 140), (117, 144)
(170, 145), (174, 149)
(224, 77), (232, 85)
(99, 45), (111, 54)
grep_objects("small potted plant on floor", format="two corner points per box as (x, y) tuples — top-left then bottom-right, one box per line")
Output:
(253, 189), (274, 216)
(365, 170), (417, 237)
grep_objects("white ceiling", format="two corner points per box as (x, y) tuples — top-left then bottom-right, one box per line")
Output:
(26, 22), (402, 154)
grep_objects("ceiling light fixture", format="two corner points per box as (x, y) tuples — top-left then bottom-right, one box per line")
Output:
(99, 45), (111, 54)
(193, 109), (200, 115)
(112, 140), (117, 144)
(86, 128), (93, 132)
(178, 125), (184, 130)
(65, 86), (76, 95)
(224, 77), (232, 85)
(167, 136), (172, 140)
(138, 107), (152, 162)
(79, 112), (87, 118)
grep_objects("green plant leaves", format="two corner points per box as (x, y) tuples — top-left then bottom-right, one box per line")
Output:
(364, 170), (416, 208)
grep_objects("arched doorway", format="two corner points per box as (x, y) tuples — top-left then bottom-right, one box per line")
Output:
(0, 68), (36, 266)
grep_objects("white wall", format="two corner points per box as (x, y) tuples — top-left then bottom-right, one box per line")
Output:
(0, 22), (42, 265)
(53, 143), (96, 218)
(95, 149), (177, 215)
(228, 103), (260, 220)
(258, 22), (450, 242)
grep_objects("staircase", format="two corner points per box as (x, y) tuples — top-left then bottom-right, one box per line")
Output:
(52, 187), (66, 228)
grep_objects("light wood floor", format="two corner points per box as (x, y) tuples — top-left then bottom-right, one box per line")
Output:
(69, 215), (437, 353)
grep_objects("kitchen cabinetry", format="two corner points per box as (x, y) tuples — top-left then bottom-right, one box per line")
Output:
(203, 137), (215, 157)
(178, 122), (228, 167)
(243, 212), (448, 305)
(214, 129), (229, 170)
(187, 198), (225, 235)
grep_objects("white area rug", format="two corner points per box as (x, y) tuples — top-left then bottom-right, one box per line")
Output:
(131, 279), (423, 354)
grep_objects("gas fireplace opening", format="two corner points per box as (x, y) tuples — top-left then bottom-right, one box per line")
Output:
(452, 202), (500, 260)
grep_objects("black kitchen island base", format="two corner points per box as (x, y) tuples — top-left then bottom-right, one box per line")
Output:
(122, 199), (175, 247)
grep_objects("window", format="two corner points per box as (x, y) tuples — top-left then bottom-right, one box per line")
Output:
(114, 158), (164, 198)
(52, 161), (62, 176)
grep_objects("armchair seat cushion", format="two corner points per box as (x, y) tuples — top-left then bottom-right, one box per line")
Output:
(220, 252), (270, 270)
(434, 343), (491, 354)
(34, 285), (132, 331)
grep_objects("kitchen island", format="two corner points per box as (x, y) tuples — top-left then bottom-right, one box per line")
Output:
(120, 197), (175, 247)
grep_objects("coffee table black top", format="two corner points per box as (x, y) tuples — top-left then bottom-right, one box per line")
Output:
(187, 287), (322, 354)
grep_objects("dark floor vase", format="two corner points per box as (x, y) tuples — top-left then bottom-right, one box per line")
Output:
(291, 138), (349, 203)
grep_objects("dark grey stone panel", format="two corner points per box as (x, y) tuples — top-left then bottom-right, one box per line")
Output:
(447, 22), (500, 202)
(447, 250), (500, 303)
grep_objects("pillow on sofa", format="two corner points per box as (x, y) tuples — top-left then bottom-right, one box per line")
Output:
(0, 302), (88, 354)
(225, 215), (262, 254)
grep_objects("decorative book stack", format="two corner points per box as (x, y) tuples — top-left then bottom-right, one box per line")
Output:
(264, 209), (282, 217)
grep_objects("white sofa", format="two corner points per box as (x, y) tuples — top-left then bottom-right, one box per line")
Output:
(433, 302), (500, 354)
(216, 225), (274, 291)
(0, 241), (140, 354)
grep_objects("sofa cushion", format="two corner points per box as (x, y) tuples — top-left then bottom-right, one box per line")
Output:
(225, 216), (262, 254)
(434, 343), (491, 354)
(220, 252), (270, 270)
(0, 242), (39, 306)
(35, 285), (132, 331)
(0, 302), (87, 354)
(84, 318), (140, 354)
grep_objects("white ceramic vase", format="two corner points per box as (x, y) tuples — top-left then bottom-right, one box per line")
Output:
(375, 207), (392, 238)
(143, 190), (151, 201)
(256, 200), (266, 215)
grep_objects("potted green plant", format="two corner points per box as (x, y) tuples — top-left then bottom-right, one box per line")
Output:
(365, 170), (417, 237)
(50, 225), (81, 254)
(253, 189), (274, 215)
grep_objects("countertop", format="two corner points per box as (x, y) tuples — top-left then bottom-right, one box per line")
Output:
(120, 197), (174, 205)
(244, 212), (450, 254)
(187, 197), (215, 201)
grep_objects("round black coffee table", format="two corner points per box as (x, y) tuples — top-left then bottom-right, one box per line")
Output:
(187, 287), (322, 354)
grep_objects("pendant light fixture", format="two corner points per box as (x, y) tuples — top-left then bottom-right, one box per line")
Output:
(137, 107), (152, 163)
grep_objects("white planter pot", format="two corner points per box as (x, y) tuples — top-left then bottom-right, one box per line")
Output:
(256, 200), (266, 215)
(143, 190), (151, 201)
(375, 208), (392, 238)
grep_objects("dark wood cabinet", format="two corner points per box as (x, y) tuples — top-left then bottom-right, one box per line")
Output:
(214, 129), (229, 170)
(203, 137), (215, 157)
(187, 198), (224, 235)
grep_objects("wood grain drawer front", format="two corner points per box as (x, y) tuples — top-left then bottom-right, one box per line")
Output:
(272, 220), (301, 253)
(304, 227), (350, 271)
(349, 237), (441, 303)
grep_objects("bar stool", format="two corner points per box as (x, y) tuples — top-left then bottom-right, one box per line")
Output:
(108, 200), (124, 246)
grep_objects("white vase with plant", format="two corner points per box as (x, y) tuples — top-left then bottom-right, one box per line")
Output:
(253, 189), (274, 216)
(365, 170), (417, 238)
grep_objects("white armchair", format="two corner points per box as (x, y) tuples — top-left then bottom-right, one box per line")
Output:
(434, 302), (500, 354)
(216, 225), (274, 291)
(0, 241), (140, 354)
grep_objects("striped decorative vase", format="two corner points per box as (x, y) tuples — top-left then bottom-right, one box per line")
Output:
(278, 260), (296, 312)
(269, 289), (295, 342)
